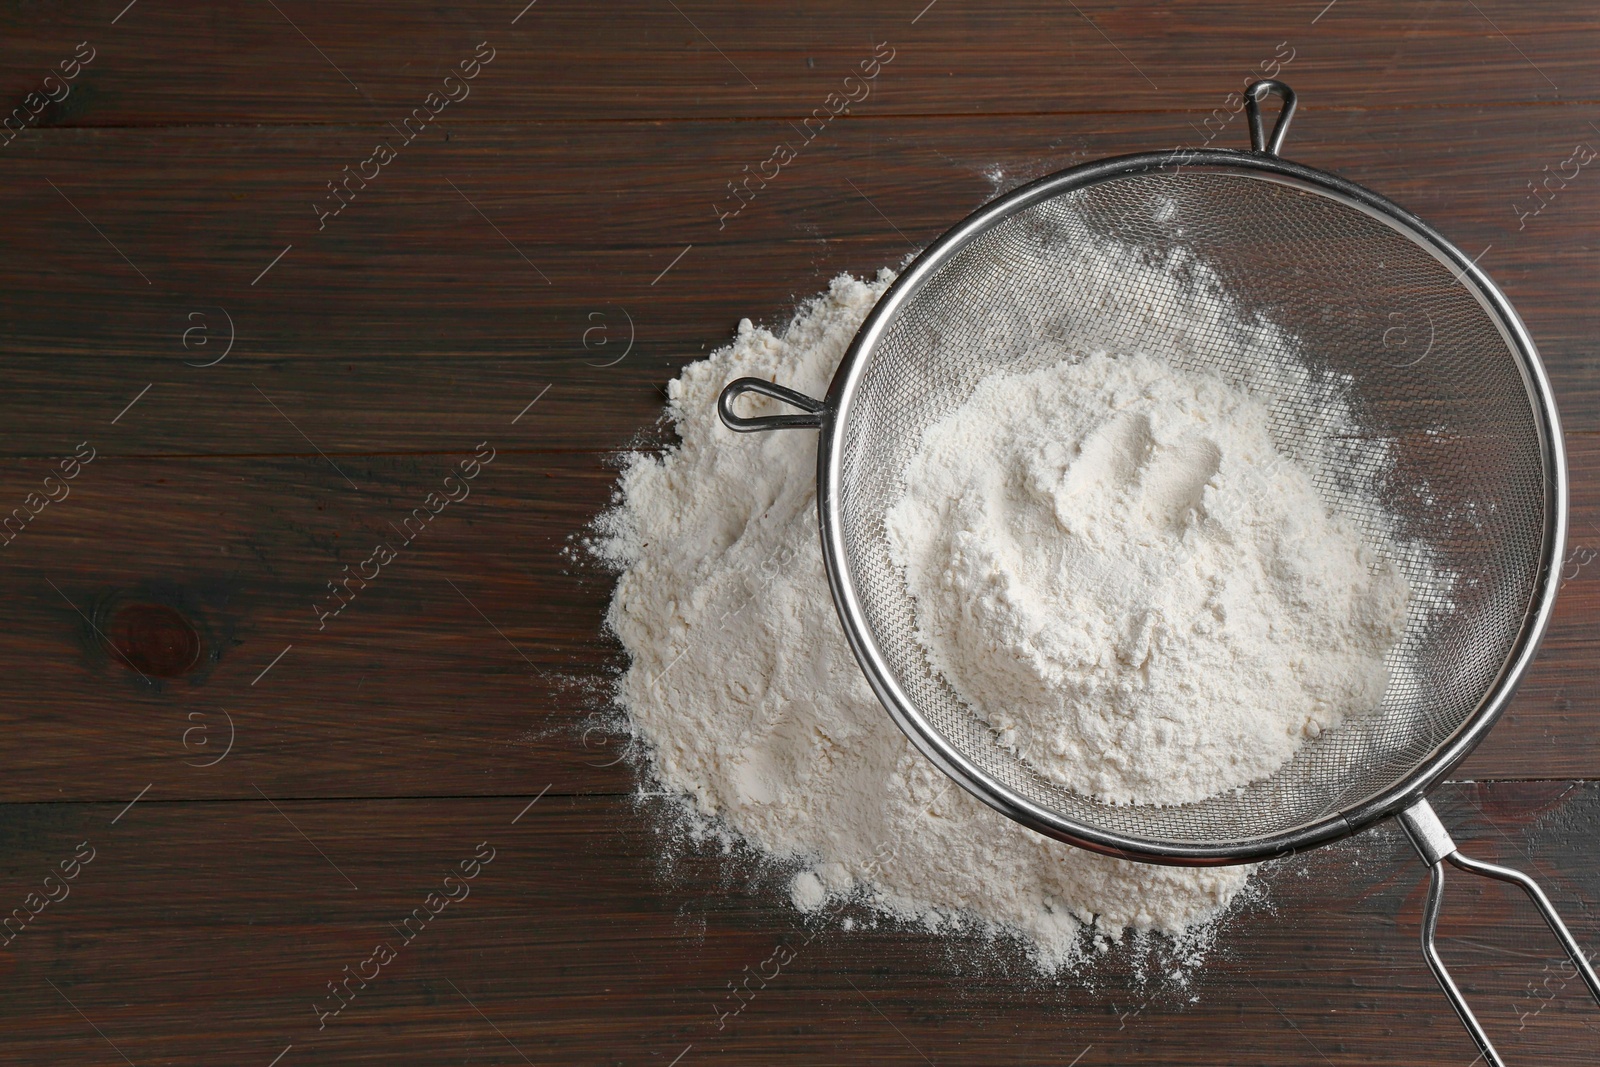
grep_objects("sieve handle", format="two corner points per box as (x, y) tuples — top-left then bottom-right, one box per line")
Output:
(1244, 80), (1296, 156)
(717, 377), (826, 432)
(1397, 798), (1600, 1066)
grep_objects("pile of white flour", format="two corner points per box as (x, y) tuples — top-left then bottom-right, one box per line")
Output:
(598, 273), (1250, 971)
(887, 352), (1411, 806)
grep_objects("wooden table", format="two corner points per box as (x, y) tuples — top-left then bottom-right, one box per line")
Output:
(1, 2), (1596, 1063)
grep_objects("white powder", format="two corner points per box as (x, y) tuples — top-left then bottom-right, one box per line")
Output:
(598, 273), (1248, 972)
(886, 352), (1412, 807)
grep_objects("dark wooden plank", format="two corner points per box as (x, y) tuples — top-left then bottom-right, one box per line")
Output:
(0, 0), (1591, 128)
(0, 450), (623, 803)
(0, 782), (1595, 1065)
(0, 104), (1597, 462)
(0, 441), (1593, 803)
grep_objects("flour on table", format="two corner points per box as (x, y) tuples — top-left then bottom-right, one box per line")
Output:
(886, 351), (1412, 807)
(597, 273), (1247, 972)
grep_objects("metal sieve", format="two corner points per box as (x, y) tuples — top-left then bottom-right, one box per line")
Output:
(717, 81), (1596, 1061)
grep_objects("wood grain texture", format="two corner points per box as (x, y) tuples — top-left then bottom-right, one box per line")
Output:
(0, 0), (1592, 125)
(0, 783), (1596, 1065)
(1, 105), (1599, 458)
(2, 1), (1598, 1063)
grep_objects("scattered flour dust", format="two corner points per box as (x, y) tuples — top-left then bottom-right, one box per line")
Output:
(597, 272), (1247, 973)
(887, 352), (1411, 807)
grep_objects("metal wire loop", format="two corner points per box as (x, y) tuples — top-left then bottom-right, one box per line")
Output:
(1245, 79), (1297, 155)
(718, 377), (826, 433)
(1418, 852), (1600, 1065)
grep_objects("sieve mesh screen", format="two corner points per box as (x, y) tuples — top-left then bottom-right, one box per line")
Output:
(834, 166), (1548, 848)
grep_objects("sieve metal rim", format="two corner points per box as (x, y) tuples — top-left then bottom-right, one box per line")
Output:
(811, 147), (1567, 866)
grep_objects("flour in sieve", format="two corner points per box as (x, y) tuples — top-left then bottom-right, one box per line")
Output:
(597, 272), (1247, 972)
(886, 351), (1412, 807)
